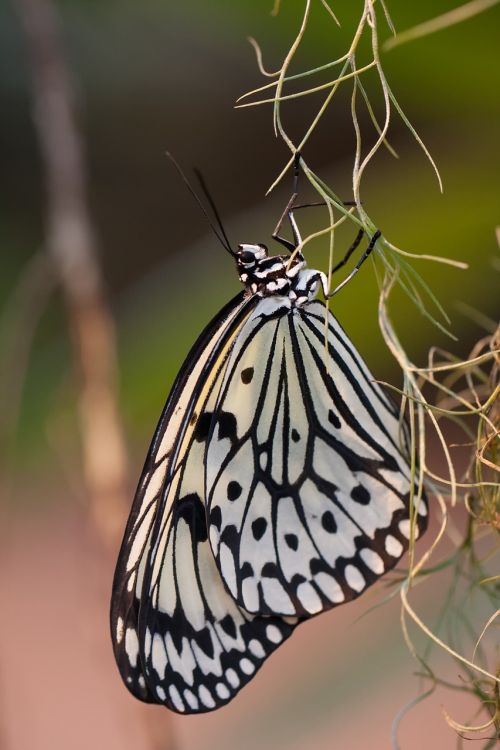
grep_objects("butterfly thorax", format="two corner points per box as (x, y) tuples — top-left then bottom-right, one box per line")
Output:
(236, 243), (327, 306)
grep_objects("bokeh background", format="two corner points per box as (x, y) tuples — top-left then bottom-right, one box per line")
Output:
(0, 1), (499, 749)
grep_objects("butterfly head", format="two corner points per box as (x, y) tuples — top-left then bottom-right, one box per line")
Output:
(236, 243), (268, 270)
(236, 242), (315, 300)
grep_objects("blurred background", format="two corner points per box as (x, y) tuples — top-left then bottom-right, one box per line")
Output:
(0, 1), (498, 748)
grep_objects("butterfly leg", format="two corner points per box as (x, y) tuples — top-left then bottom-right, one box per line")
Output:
(330, 228), (365, 275)
(271, 153), (304, 253)
(326, 230), (382, 298)
(272, 191), (301, 252)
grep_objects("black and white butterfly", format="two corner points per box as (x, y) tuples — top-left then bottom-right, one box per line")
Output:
(110, 162), (428, 714)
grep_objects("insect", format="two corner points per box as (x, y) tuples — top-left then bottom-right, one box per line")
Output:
(110, 158), (428, 714)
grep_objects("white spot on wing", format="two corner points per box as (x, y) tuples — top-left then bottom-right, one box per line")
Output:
(417, 499), (427, 516)
(184, 688), (200, 711)
(169, 685), (185, 712)
(156, 686), (166, 701)
(296, 581), (323, 613)
(385, 535), (403, 557)
(314, 572), (344, 603)
(184, 689), (199, 710)
(225, 668), (240, 688)
(399, 519), (412, 538)
(249, 639), (266, 659)
(151, 634), (167, 679)
(216, 682), (230, 700)
(145, 627), (152, 653)
(240, 658), (255, 675)
(261, 576), (295, 615)
(126, 570), (136, 593)
(344, 564), (365, 592)
(125, 628), (139, 667)
(360, 548), (385, 574)
(219, 543), (237, 597)
(116, 616), (124, 644)
(242, 577), (259, 612)
(199, 685), (216, 708)
(265, 625), (283, 644)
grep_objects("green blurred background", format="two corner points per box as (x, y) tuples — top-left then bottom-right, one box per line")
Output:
(0, 1), (498, 749)
(1, 0), (499, 474)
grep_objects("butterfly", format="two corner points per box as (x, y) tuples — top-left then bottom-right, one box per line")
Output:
(110, 160), (428, 714)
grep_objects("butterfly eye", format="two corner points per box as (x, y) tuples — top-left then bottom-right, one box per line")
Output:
(239, 250), (257, 265)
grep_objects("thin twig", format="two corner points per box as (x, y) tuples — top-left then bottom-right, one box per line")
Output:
(385, 0), (500, 51)
(13, 0), (128, 546)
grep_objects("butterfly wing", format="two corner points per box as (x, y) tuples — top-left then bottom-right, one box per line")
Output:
(111, 292), (249, 701)
(111, 291), (297, 712)
(206, 299), (428, 617)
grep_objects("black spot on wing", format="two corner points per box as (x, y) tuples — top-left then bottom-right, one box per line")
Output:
(241, 562), (254, 578)
(197, 627), (215, 658)
(241, 367), (254, 384)
(261, 562), (279, 578)
(195, 412), (213, 442)
(220, 614), (237, 639)
(384, 453), (399, 471)
(217, 411), (238, 442)
(176, 494), (208, 542)
(227, 481), (242, 501)
(310, 557), (327, 576)
(328, 409), (341, 429)
(351, 485), (371, 505)
(291, 428), (301, 442)
(285, 533), (298, 551)
(252, 517), (267, 540)
(220, 524), (238, 549)
(210, 506), (222, 530)
(321, 510), (337, 533)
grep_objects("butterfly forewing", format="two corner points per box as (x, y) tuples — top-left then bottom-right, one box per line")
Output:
(111, 290), (300, 712)
(110, 292), (255, 702)
(206, 299), (428, 618)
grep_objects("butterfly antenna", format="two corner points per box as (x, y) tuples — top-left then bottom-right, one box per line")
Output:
(193, 168), (234, 256)
(166, 152), (235, 257)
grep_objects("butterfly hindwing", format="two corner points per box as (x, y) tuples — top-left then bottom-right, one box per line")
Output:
(206, 299), (428, 617)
